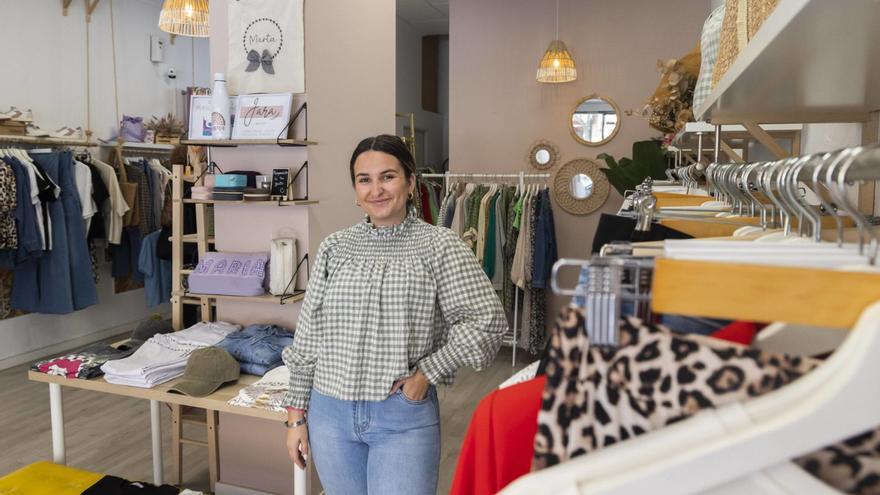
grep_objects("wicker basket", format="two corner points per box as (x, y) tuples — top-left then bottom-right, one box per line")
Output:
(712, 0), (780, 88)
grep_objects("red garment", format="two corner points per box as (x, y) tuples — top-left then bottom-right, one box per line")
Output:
(710, 321), (758, 345)
(449, 321), (760, 495)
(450, 376), (546, 495)
(419, 183), (433, 223)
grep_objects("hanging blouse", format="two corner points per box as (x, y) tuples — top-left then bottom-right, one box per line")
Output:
(534, 306), (880, 493)
(0, 161), (18, 250)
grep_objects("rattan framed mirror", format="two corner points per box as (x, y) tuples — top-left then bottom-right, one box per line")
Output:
(551, 158), (610, 215)
(569, 94), (621, 147)
(526, 140), (559, 170)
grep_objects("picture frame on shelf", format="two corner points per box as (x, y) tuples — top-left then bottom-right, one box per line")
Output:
(231, 93), (293, 140)
(270, 168), (291, 199)
(188, 95), (239, 139)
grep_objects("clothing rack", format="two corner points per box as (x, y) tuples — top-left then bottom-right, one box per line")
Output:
(422, 171), (551, 196)
(423, 171), (551, 367)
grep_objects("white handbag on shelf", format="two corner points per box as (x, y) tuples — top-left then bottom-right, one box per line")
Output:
(269, 236), (297, 296)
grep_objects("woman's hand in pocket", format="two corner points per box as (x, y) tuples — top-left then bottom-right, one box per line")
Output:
(390, 369), (430, 401)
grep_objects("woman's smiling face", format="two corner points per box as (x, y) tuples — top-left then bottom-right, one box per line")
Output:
(352, 150), (415, 227)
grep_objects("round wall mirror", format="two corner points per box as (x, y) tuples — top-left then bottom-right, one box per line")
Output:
(551, 158), (610, 215)
(570, 94), (621, 147)
(526, 140), (559, 170)
(535, 149), (551, 165)
(570, 173), (594, 199)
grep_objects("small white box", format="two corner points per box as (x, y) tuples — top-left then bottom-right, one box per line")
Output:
(150, 35), (165, 63)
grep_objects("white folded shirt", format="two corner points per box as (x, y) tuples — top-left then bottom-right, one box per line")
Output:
(102, 321), (241, 388)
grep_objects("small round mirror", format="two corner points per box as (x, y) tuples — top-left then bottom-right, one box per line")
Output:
(526, 140), (559, 170)
(535, 149), (551, 165)
(570, 173), (593, 199)
(570, 94), (621, 147)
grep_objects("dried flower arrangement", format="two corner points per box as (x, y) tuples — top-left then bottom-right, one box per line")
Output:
(640, 49), (701, 135)
(145, 113), (185, 137)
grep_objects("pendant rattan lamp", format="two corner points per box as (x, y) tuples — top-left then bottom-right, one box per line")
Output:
(158, 0), (210, 38)
(536, 0), (577, 83)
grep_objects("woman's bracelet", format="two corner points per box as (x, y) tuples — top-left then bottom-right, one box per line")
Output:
(284, 417), (308, 429)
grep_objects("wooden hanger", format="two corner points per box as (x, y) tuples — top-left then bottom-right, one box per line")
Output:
(651, 258), (880, 329)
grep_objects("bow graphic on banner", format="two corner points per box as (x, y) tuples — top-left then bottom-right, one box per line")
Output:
(245, 49), (275, 74)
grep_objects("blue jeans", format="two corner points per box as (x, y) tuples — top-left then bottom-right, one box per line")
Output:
(307, 387), (440, 495)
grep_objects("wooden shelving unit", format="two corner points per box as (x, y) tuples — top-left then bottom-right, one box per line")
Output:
(179, 138), (317, 147)
(180, 198), (319, 206)
(170, 164), (312, 326)
(180, 234), (215, 244)
(99, 142), (176, 151)
(673, 123), (802, 162)
(688, 0), (879, 211)
(695, 0), (880, 124)
(173, 290), (305, 305)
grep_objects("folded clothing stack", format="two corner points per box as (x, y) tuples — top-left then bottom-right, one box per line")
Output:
(31, 343), (136, 379)
(31, 317), (173, 380)
(191, 186), (213, 200)
(227, 365), (288, 411)
(101, 321), (241, 388)
(212, 188), (245, 201)
(216, 324), (293, 375)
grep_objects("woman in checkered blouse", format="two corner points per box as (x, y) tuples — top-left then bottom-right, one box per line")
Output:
(282, 135), (508, 494)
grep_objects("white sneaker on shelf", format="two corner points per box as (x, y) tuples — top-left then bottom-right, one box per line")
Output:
(49, 126), (84, 140)
(25, 123), (50, 137)
(0, 107), (34, 122)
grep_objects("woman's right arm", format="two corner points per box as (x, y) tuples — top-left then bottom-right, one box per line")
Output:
(281, 237), (335, 466)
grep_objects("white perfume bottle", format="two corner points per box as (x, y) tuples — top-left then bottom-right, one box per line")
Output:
(210, 72), (231, 139)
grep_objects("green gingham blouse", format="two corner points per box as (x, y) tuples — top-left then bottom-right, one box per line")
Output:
(281, 209), (508, 410)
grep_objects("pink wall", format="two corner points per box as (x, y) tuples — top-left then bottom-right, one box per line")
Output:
(208, 0), (396, 493)
(449, 0), (708, 324)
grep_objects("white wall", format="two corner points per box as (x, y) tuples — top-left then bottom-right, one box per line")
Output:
(0, 0), (207, 368)
(396, 17), (448, 171)
(0, 0), (210, 139)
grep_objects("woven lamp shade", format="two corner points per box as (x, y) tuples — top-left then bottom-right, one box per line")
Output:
(537, 40), (577, 83)
(159, 0), (210, 38)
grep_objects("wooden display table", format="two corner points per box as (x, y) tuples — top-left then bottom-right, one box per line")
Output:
(27, 371), (308, 494)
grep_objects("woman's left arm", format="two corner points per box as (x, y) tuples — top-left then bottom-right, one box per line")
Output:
(417, 230), (508, 385)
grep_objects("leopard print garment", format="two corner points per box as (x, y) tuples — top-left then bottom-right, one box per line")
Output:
(0, 162), (17, 250)
(534, 306), (880, 494)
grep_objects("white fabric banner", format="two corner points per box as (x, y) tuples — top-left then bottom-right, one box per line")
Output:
(227, 0), (305, 95)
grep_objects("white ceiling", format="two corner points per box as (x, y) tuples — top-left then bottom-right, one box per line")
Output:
(397, 0), (449, 35)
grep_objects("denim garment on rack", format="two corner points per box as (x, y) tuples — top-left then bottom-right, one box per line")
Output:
(111, 226), (145, 283)
(571, 266), (728, 336)
(138, 230), (172, 308)
(531, 190), (558, 290)
(12, 152), (98, 313)
(0, 157), (42, 268)
(216, 324), (294, 374)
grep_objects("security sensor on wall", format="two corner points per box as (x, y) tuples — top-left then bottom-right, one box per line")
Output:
(167, 68), (177, 80)
(150, 35), (165, 63)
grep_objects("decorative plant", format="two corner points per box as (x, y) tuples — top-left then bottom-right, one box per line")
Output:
(146, 113), (185, 136)
(597, 139), (669, 196)
(641, 50), (700, 134)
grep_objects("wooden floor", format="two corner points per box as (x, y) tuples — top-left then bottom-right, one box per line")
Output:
(0, 334), (532, 494)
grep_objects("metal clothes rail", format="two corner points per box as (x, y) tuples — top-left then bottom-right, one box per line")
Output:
(422, 171), (551, 196)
